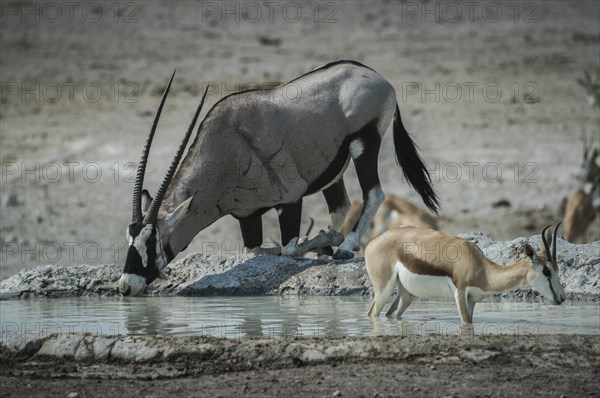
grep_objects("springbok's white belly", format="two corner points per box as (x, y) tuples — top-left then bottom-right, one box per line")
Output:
(396, 261), (456, 299)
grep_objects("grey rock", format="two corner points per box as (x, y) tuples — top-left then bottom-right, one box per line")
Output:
(0, 233), (598, 300)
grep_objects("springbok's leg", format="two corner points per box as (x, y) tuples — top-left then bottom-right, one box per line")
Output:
(334, 127), (384, 260)
(239, 215), (263, 252)
(386, 279), (414, 319)
(368, 269), (398, 318)
(467, 294), (476, 323)
(454, 288), (472, 324)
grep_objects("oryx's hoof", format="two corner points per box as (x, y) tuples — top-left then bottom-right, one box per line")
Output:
(333, 249), (354, 260)
(325, 230), (345, 247)
(320, 245), (334, 256)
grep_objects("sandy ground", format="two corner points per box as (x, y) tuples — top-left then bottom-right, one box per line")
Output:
(1, 1), (599, 280)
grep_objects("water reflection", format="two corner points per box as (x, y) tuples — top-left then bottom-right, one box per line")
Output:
(0, 296), (598, 339)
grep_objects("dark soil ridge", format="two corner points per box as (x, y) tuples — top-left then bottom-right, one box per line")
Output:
(2, 333), (599, 373)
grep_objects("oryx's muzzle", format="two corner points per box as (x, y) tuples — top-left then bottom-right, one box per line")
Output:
(119, 222), (166, 296)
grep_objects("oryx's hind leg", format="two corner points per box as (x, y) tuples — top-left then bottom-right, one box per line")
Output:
(318, 178), (350, 250)
(334, 120), (384, 260)
(323, 178), (351, 232)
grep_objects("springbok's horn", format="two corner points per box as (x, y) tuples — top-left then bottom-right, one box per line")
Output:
(541, 225), (552, 261)
(552, 222), (561, 263)
(144, 86), (209, 224)
(132, 70), (176, 223)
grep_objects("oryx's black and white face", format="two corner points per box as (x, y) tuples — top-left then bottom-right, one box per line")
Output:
(119, 222), (168, 296)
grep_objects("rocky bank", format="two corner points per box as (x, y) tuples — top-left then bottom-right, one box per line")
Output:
(1, 233), (598, 300)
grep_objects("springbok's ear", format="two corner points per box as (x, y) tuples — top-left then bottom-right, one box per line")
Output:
(162, 194), (195, 231)
(523, 244), (536, 261)
(141, 189), (153, 217)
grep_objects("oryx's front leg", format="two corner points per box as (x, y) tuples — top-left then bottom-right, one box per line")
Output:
(239, 215), (263, 251)
(283, 230), (342, 257)
(334, 125), (384, 260)
(277, 199), (306, 257)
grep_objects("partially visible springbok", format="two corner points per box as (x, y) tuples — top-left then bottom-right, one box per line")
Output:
(119, 61), (439, 296)
(563, 137), (599, 243)
(340, 194), (438, 247)
(577, 135), (600, 187)
(563, 187), (596, 243)
(365, 225), (566, 324)
(577, 69), (600, 107)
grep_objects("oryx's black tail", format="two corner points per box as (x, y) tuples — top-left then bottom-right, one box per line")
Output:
(393, 104), (440, 213)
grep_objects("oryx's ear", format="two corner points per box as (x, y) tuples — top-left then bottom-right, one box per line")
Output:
(161, 193), (196, 232)
(523, 244), (537, 261)
(141, 189), (153, 217)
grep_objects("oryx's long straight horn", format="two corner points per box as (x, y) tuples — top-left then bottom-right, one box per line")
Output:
(132, 70), (176, 223)
(552, 222), (561, 263)
(144, 86), (209, 224)
(541, 225), (552, 262)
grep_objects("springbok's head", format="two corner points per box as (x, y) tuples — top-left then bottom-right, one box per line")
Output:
(577, 138), (600, 187)
(119, 71), (207, 297)
(523, 224), (566, 305)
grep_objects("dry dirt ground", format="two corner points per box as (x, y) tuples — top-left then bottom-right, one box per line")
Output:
(1, 1), (599, 279)
(1, 334), (599, 398)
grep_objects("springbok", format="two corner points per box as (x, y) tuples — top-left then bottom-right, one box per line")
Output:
(118, 61), (439, 296)
(577, 69), (600, 107)
(563, 187), (596, 243)
(365, 225), (566, 324)
(340, 194), (438, 247)
(577, 137), (600, 187)
(563, 137), (599, 243)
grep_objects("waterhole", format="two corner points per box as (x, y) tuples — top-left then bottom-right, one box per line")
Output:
(1, 296), (598, 339)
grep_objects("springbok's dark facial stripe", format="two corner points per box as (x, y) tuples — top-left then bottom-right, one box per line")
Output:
(542, 266), (560, 303)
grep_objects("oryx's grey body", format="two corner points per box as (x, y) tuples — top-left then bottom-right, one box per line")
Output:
(119, 60), (439, 296)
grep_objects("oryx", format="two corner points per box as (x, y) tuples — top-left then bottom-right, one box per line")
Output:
(119, 60), (439, 296)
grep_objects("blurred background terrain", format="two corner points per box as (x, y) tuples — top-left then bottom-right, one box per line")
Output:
(1, 0), (598, 279)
